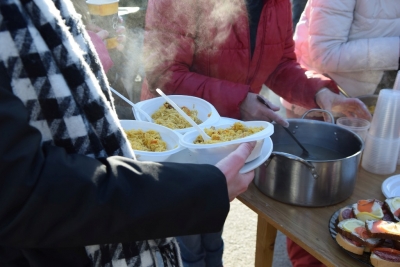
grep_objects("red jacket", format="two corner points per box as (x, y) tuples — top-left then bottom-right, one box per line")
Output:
(141, 0), (338, 119)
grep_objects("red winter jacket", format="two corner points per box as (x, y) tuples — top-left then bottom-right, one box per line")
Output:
(141, 0), (338, 119)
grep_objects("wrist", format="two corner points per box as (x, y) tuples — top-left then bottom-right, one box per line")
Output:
(314, 88), (330, 105)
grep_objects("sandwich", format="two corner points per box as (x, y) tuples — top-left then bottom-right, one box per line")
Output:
(370, 247), (400, 267)
(365, 220), (400, 241)
(352, 199), (384, 222)
(336, 218), (383, 254)
(338, 206), (355, 222)
(384, 197), (400, 222)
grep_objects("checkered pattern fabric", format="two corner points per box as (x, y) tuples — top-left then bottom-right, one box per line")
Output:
(0, 0), (182, 266)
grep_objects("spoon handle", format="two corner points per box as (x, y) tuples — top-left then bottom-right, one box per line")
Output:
(155, 89), (211, 141)
(109, 87), (152, 122)
(256, 95), (310, 156)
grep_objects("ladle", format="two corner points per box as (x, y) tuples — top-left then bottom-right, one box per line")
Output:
(256, 95), (311, 158)
(109, 87), (153, 122)
(156, 88), (211, 141)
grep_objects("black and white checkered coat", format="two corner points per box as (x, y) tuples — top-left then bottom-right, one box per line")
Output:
(0, 0), (181, 266)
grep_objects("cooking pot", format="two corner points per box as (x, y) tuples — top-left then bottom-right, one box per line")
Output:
(254, 110), (364, 207)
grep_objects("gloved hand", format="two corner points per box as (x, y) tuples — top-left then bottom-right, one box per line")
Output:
(315, 88), (372, 121)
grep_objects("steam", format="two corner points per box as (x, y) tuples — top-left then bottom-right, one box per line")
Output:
(116, 0), (246, 102)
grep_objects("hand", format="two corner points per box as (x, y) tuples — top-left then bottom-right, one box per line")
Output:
(315, 88), (372, 121)
(86, 18), (126, 51)
(215, 142), (256, 201)
(240, 92), (289, 127)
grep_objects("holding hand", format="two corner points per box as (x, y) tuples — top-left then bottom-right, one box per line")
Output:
(216, 142), (256, 201)
(240, 92), (289, 127)
(315, 88), (372, 121)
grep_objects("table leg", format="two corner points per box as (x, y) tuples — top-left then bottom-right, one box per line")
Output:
(255, 215), (277, 267)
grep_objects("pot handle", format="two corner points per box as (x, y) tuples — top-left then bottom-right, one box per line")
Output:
(301, 109), (335, 124)
(267, 152), (319, 179)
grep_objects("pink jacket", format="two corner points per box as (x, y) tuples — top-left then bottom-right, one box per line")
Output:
(141, 0), (338, 119)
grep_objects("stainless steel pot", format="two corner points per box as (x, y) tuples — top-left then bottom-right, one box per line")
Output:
(254, 110), (364, 207)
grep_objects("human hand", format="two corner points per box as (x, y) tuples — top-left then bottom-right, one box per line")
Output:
(86, 17), (126, 51)
(215, 142), (256, 201)
(315, 88), (372, 121)
(240, 92), (289, 127)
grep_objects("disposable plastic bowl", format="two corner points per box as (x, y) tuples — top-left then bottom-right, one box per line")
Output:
(180, 121), (274, 164)
(132, 95), (221, 134)
(120, 120), (183, 162)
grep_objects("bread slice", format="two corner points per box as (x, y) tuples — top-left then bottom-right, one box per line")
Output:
(338, 206), (355, 222)
(366, 220), (400, 241)
(337, 219), (383, 250)
(385, 197), (400, 222)
(370, 249), (400, 267)
(352, 199), (384, 222)
(336, 233), (364, 255)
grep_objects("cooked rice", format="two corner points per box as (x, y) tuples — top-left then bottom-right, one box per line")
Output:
(152, 102), (202, 129)
(124, 129), (167, 152)
(194, 122), (264, 144)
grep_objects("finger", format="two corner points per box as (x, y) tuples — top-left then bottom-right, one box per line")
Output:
(258, 95), (280, 111)
(96, 29), (109, 40)
(86, 23), (102, 32)
(116, 25), (126, 34)
(117, 34), (126, 43)
(216, 142), (256, 172)
(261, 108), (289, 127)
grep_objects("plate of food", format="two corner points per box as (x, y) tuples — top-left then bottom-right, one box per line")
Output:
(132, 95), (221, 134)
(329, 198), (400, 267)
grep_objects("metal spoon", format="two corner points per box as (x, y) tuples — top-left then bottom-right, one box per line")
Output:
(256, 95), (311, 158)
(156, 88), (211, 141)
(109, 87), (153, 122)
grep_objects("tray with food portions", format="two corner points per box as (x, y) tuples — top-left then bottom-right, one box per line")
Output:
(329, 197), (400, 267)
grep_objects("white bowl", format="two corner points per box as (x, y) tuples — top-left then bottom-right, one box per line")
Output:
(132, 95), (221, 134)
(120, 120), (183, 162)
(180, 121), (274, 164)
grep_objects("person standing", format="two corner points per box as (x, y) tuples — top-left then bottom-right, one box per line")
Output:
(0, 0), (257, 266)
(140, 0), (371, 266)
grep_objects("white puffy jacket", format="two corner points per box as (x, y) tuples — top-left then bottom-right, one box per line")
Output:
(294, 0), (400, 97)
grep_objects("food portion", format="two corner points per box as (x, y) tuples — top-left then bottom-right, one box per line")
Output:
(194, 122), (264, 144)
(366, 220), (400, 240)
(124, 129), (167, 152)
(152, 102), (203, 129)
(370, 247), (400, 267)
(334, 198), (400, 266)
(352, 199), (384, 222)
(336, 218), (383, 254)
(384, 197), (400, 222)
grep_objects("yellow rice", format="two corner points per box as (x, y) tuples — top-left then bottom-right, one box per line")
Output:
(152, 102), (203, 129)
(124, 129), (167, 152)
(194, 122), (264, 144)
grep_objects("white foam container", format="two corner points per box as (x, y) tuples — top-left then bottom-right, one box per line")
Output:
(180, 121), (274, 164)
(132, 95), (221, 135)
(120, 120), (183, 162)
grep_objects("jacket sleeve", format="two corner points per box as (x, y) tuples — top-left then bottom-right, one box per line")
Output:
(142, 0), (249, 118)
(301, 0), (399, 73)
(0, 63), (229, 248)
(265, 0), (339, 109)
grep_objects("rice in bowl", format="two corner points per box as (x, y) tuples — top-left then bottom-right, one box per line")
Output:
(152, 102), (202, 129)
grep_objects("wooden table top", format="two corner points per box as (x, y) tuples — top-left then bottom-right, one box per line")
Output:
(238, 165), (400, 267)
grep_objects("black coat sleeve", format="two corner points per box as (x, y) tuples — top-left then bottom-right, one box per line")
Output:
(0, 63), (230, 248)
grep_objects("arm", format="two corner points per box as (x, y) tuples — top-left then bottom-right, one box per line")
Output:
(143, 0), (249, 118)
(305, 0), (399, 72)
(0, 67), (229, 248)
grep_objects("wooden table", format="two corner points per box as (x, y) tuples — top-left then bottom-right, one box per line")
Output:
(238, 165), (400, 267)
